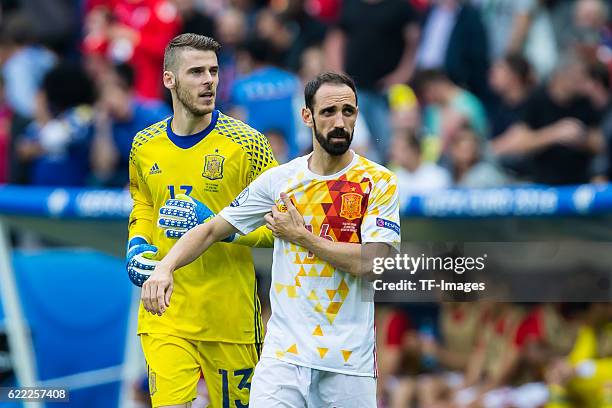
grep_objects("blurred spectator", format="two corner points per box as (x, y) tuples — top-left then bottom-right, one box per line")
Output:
(83, 0), (180, 100)
(414, 303), (487, 407)
(517, 304), (584, 385)
(412, 69), (488, 161)
(278, 0), (327, 72)
(306, 0), (341, 23)
(493, 56), (605, 185)
(0, 76), (10, 184)
(8, 1), (77, 55)
(91, 63), (171, 187)
(375, 307), (418, 408)
(453, 304), (532, 407)
(81, 5), (116, 86)
(583, 62), (612, 182)
(388, 84), (421, 131)
(562, 0), (612, 65)
(215, 7), (248, 110)
(450, 126), (508, 187)
(15, 63), (96, 186)
(474, 0), (538, 60)
(545, 303), (612, 408)
(0, 13), (56, 120)
(173, 0), (215, 37)
(325, 0), (420, 162)
(231, 37), (301, 160)
(417, 0), (491, 105)
(475, 0), (559, 79)
(522, 0), (559, 79)
(254, 8), (296, 68)
(489, 53), (535, 139)
(264, 129), (290, 164)
(389, 128), (451, 207)
(298, 46), (326, 84)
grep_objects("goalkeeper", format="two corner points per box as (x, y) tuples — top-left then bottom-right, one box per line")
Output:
(126, 34), (276, 408)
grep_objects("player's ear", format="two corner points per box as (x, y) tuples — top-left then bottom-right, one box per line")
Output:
(302, 107), (314, 129)
(163, 71), (176, 90)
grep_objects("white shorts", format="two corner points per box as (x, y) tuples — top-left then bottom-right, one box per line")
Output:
(250, 357), (377, 408)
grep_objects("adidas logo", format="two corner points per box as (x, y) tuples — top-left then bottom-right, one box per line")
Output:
(149, 163), (162, 175)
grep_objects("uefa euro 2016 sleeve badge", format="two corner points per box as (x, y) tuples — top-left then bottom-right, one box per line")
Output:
(202, 154), (225, 180)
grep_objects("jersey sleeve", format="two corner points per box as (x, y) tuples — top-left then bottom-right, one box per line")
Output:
(219, 168), (276, 236)
(245, 131), (278, 185)
(233, 225), (275, 248)
(127, 146), (154, 243)
(361, 173), (401, 244)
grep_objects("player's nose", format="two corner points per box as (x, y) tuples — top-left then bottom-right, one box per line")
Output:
(201, 71), (213, 86)
(333, 111), (345, 128)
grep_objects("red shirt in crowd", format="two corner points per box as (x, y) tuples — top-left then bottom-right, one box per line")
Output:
(84, 0), (180, 100)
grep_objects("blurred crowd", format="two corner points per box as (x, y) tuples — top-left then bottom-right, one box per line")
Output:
(376, 303), (612, 408)
(1, 0), (612, 193)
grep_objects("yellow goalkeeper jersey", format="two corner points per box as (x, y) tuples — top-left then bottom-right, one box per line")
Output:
(128, 110), (277, 343)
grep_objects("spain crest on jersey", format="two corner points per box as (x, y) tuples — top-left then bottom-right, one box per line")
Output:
(202, 154), (224, 180)
(340, 192), (363, 220)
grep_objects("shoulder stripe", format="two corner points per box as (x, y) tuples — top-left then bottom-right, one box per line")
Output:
(129, 119), (168, 164)
(216, 112), (276, 183)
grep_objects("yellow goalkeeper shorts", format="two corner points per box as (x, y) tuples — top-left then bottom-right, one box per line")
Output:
(140, 333), (259, 407)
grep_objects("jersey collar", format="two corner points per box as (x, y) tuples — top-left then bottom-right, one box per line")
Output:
(303, 150), (359, 180)
(166, 110), (219, 149)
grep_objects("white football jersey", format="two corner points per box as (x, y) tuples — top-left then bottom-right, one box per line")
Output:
(219, 152), (400, 376)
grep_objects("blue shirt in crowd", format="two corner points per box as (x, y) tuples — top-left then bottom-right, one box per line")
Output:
(111, 98), (171, 186)
(25, 106), (93, 186)
(231, 67), (301, 159)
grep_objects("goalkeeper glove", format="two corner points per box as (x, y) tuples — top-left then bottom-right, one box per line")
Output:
(157, 194), (235, 241)
(126, 237), (159, 287)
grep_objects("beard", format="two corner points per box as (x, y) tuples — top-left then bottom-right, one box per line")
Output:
(175, 77), (214, 116)
(313, 121), (353, 156)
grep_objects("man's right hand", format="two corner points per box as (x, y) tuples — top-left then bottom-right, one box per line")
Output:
(551, 118), (586, 147)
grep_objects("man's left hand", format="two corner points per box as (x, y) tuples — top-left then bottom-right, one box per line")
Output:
(141, 263), (174, 316)
(158, 194), (235, 241)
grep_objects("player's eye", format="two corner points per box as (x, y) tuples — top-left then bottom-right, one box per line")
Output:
(210, 68), (219, 76)
(343, 107), (355, 115)
(321, 107), (335, 116)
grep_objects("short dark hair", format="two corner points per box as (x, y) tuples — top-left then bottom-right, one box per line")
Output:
(114, 62), (135, 89)
(304, 72), (357, 111)
(411, 69), (449, 96)
(587, 62), (610, 90)
(43, 62), (96, 113)
(503, 53), (534, 87)
(2, 12), (36, 45)
(240, 36), (274, 65)
(398, 127), (422, 153)
(163, 33), (221, 72)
